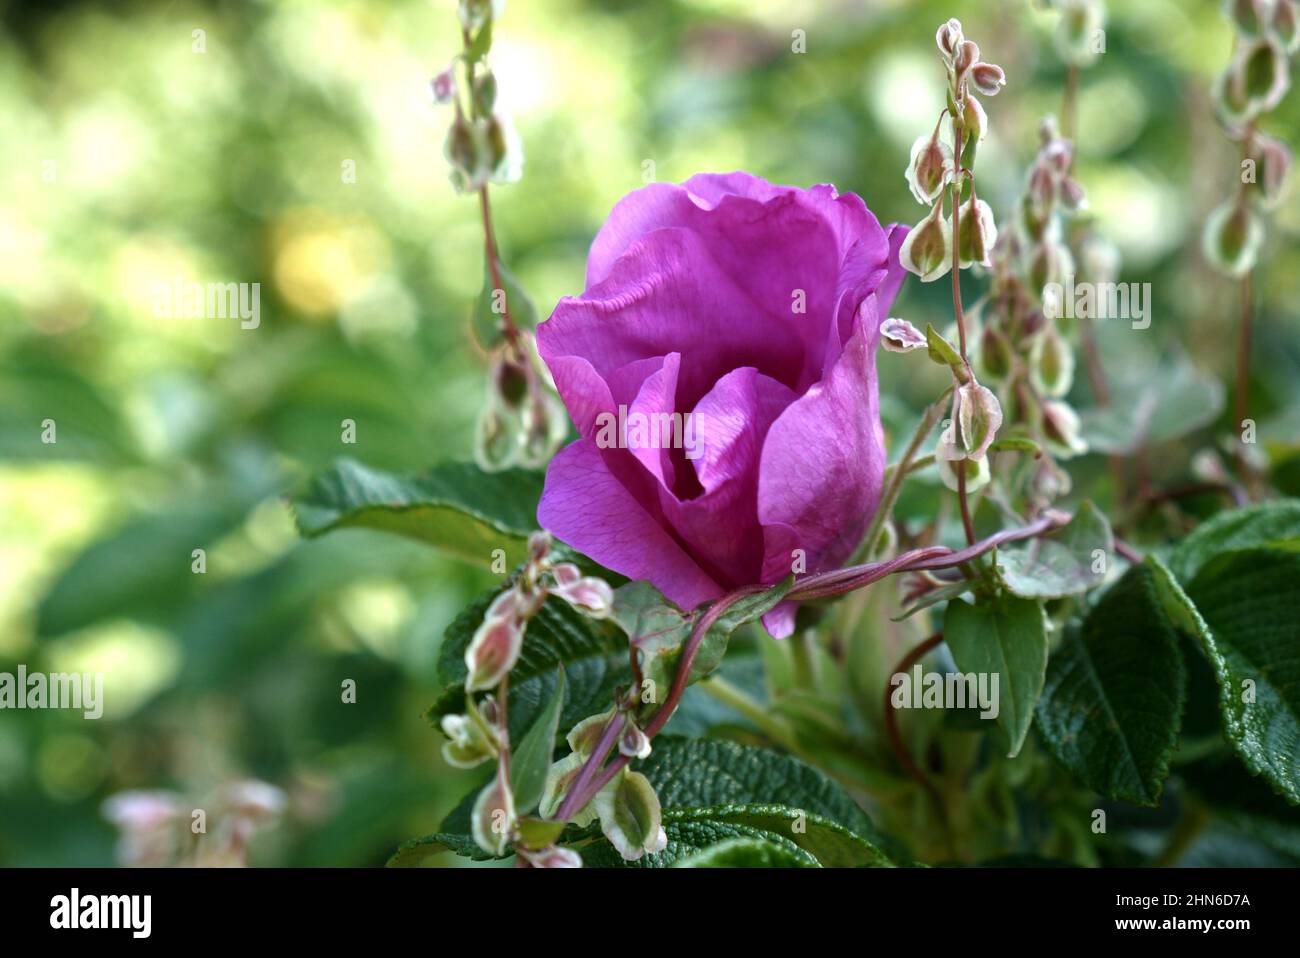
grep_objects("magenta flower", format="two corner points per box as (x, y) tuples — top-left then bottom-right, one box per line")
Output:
(536, 172), (908, 636)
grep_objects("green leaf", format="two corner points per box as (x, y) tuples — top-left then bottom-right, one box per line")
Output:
(293, 458), (545, 569)
(386, 830), (482, 867)
(511, 668), (566, 814)
(634, 737), (886, 848)
(613, 578), (792, 719)
(1079, 359), (1224, 455)
(673, 836), (818, 868)
(995, 501), (1113, 600)
(944, 593), (1048, 758)
(1180, 752), (1300, 858)
(1185, 548), (1300, 804)
(429, 589), (629, 742)
(577, 810), (818, 868)
(1035, 559), (1187, 805)
(1168, 499), (1300, 583)
(891, 579), (978, 622)
(925, 323), (965, 376)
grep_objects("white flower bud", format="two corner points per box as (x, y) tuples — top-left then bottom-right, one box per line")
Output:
(936, 18), (964, 61)
(969, 61), (1007, 97)
(880, 317), (929, 353)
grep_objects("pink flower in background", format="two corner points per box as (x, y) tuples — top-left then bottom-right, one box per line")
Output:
(536, 172), (908, 636)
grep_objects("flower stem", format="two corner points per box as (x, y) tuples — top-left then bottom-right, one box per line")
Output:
(883, 630), (953, 852)
(853, 386), (952, 565)
(1234, 268), (1254, 491)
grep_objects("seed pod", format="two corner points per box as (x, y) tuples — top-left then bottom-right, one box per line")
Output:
(905, 127), (955, 204)
(957, 381), (1003, 461)
(440, 708), (499, 769)
(1041, 399), (1088, 458)
(1054, 0), (1106, 67)
(1224, 0), (1268, 39)
(1027, 239), (1074, 298)
(900, 201), (954, 282)
(976, 322), (1014, 381)
(1273, 0), (1300, 54)
(594, 770), (667, 862)
(517, 845), (583, 868)
(938, 455), (991, 494)
(464, 596), (526, 691)
(1202, 200), (1263, 277)
(954, 40), (980, 82)
(538, 753), (597, 827)
(470, 769), (516, 857)
(1029, 325), (1075, 398)
(1258, 135), (1293, 206)
(957, 195), (998, 269)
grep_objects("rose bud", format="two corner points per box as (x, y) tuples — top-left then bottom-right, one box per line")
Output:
(880, 317), (928, 353)
(900, 200), (953, 282)
(938, 455), (990, 494)
(1029, 325), (1075, 398)
(906, 124), (955, 204)
(957, 195), (998, 269)
(957, 381), (1003, 461)
(1273, 0), (1300, 54)
(1202, 200), (1263, 277)
(464, 594), (527, 691)
(969, 61), (1006, 97)
(936, 18), (964, 61)
(470, 769), (516, 857)
(1041, 398), (1088, 458)
(594, 770), (667, 862)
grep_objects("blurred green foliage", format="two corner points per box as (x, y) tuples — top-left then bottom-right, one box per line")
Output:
(1, 0), (1297, 865)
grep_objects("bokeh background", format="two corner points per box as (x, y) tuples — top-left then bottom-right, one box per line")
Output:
(2, 0), (1297, 866)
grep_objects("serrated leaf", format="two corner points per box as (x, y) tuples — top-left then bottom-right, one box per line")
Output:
(430, 589), (629, 742)
(1079, 360), (1223, 455)
(613, 578), (792, 718)
(386, 831), (481, 867)
(673, 836), (818, 868)
(995, 501), (1112, 600)
(293, 458), (544, 568)
(1185, 548), (1300, 804)
(944, 593), (1048, 758)
(635, 737), (886, 847)
(1168, 499), (1300, 583)
(511, 668), (565, 814)
(1035, 559), (1187, 805)
(577, 810), (818, 868)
